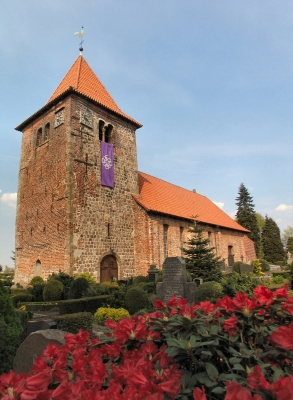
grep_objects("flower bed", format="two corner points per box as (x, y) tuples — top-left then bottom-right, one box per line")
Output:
(1, 285), (293, 399)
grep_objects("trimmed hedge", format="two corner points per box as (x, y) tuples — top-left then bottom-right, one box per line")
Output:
(54, 312), (93, 334)
(94, 307), (130, 325)
(125, 287), (149, 314)
(58, 296), (110, 315)
(194, 281), (224, 304)
(15, 309), (34, 341)
(19, 301), (59, 312)
(11, 293), (33, 307)
(43, 279), (64, 301)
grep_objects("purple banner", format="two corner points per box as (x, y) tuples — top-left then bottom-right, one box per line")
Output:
(101, 141), (114, 188)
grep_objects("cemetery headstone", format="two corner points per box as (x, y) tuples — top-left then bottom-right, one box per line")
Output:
(13, 330), (66, 374)
(239, 264), (254, 274)
(156, 257), (196, 303)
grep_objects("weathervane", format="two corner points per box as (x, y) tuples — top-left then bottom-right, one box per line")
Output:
(74, 27), (84, 54)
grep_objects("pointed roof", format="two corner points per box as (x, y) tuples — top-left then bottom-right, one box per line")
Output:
(133, 172), (249, 232)
(48, 55), (142, 126)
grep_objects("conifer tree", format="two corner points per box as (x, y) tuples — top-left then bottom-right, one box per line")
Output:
(182, 221), (223, 282)
(235, 183), (260, 256)
(262, 215), (285, 263)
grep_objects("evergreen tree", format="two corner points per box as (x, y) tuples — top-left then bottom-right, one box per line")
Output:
(182, 221), (223, 282)
(262, 215), (285, 263)
(287, 236), (293, 254)
(235, 183), (260, 256)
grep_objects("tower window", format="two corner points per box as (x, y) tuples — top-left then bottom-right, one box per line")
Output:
(208, 231), (211, 247)
(99, 120), (105, 141)
(107, 223), (111, 237)
(105, 124), (113, 143)
(36, 128), (42, 146)
(44, 123), (50, 141)
(180, 227), (184, 255)
(163, 224), (169, 258)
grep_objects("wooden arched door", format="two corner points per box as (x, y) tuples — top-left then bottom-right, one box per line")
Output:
(100, 255), (118, 282)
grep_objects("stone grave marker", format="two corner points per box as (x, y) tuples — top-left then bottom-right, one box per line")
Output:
(13, 330), (65, 374)
(240, 264), (253, 274)
(156, 257), (196, 303)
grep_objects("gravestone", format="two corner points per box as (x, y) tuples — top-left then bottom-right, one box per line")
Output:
(13, 330), (65, 374)
(156, 257), (197, 303)
(239, 264), (253, 274)
(26, 320), (57, 337)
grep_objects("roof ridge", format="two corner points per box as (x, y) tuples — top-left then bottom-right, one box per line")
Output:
(75, 55), (83, 88)
(138, 171), (207, 199)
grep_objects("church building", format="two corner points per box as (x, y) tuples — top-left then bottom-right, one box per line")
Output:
(14, 55), (256, 284)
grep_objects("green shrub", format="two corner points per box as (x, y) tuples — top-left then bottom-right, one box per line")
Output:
(15, 309), (34, 341)
(55, 312), (93, 334)
(137, 282), (156, 294)
(94, 307), (130, 325)
(11, 293), (34, 307)
(0, 275), (13, 287)
(83, 283), (119, 297)
(58, 296), (110, 315)
(29, 276), (44, 285)
(232, 261), (242, 274)
(103, 285), (128, 309)
(74, 272), (96, 284)
(194, 281), (223, 304)
(221, 272), (260, 297)
(259, 259), (270, 273)
(19, 301), (59, 312)
(68, 277), (89, 299)
(10, 288), (30, 296)
(125, 287), (149, 314)
(31, 283), (45, 302)
(272, 275), (284, 284)
(43, 279), (64, 301)
(133, 276), (149, 286)
(0, 281), (23, 373)
(48, 270), (74, 288)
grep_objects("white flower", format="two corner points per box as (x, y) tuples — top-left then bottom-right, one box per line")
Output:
(102, 155), (112, 169)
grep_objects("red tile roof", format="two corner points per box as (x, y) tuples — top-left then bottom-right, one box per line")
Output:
(47, 55), (142, 127)
(133, 172), (249, 232)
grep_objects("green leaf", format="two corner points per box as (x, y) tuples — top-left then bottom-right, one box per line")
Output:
(218, 373), (242, 381)
(229, 357), (242, 365)
(201, 350), (213, 356)
(233, 364), (245, 371)
(205, 362), (219, 381)
(166, 338), (186, 349)
(189, 335), (197, 347)
(210, 325), (219, 335)
(211, 386), (226, 394)
(272, 367), (284, 382)
(195, 372), (217, 387)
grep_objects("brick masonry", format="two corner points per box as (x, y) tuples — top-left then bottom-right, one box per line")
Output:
(15, 93), (255, 284)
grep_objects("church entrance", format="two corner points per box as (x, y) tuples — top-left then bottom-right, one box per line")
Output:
(100, 255), (118, 282)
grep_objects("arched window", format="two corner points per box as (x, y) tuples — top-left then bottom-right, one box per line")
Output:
(105, 124), (113, 143)
(99, 120), (105, 141)
(44, 123), (50, 141)
(36, 128), (42, 146)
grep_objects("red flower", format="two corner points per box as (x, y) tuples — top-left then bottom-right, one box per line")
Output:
(223, 314), (238, 336)
(167, 294), (177, 308)
(154, 299), (165, 309)
(270, 324), (293, 350)
(233, 292), (257, 314)
(247, 365), (270, 391)
(215, 296), (236, 312)
(272, 375), (293, 400)
(193, 386), (207, 400)
(274, 285), (289, 300)
(253, 286), (274, 305)
(225, 381), (262, 399)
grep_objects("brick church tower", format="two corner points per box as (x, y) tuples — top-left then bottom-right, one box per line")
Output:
(14, 55), (142, 284)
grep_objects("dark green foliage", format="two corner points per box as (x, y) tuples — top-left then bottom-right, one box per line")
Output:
(133, 276), (149, 286)
(58, 296), (110, 315)
(19, 301), (59, 312)
(235, 183), (260, 256)
(182, 222), (223, 282)
(31, 283), (45, 302)
(83, 283), (119, 297)
(55, 312), (93, 334)
(43, 279), (64, 301)
(137, 282), (156, 294)
(157, 270), (163, 282)
(29, 276), (44, 285)
(103, 285), (128, 309)
(232, 261), (242, 274)
(221, 272), (260, 297)
(194, 281), (223, 303)
(68, 277), (89, 299)
(48, 270), (74, 288)
(287, 236), (293, 254)
(0, 281), (23, 373)
(259, 258), (270, 272)
(10, 288), (29, 296)
(125, 287), (149, 314)
(11, 293), (34, 307)
(15, 309), (34, 342)
(262, 216), (285, 263)
(0, 274), (13, 287)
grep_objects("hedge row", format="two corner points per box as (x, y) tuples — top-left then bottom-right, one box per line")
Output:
(19, 302), (59, 312)
(54, 312), (93, 334)
(58, 296), (110, 315)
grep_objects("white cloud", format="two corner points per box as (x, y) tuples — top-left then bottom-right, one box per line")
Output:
(213, 201), (224, 210)
(229, 210), (237, 219)
(0, 192), (17, 208)
(275, 204), (293, 212)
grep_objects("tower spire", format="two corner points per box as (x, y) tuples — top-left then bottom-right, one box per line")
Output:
(74, 27), (84, 55)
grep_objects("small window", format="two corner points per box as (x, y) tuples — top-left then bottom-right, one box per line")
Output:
(180, 227), (184, 255)
(208, 232), (211, 247)
(99, 120), (105, 141)
(105, 124), (113, 143)
(107, 223), (111, 237)
(163, 224), (169, 258)
(228, 246), (234, 266)
(36, 128), (42, 146)
(44, 123), (50, 141)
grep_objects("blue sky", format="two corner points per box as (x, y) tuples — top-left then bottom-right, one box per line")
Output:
(0, 1), (292, 267)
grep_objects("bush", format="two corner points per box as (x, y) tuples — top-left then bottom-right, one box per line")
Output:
(55, 312), (93, 334)
(74, 272), (96, 284)
(137, 282), (156, 294)
(11, 293), (34, 307)
(221, 272), (260, 297)
(133, 276), (149, 286)
(259, 258), (270, 272)
(94, 307), (130, 325)
(251, 259), (264, 276)
(10, 288), (30, 296)
(103, 285), (128, 309)
(31, 283), (45, 302)
(29, 276), (44, 285)
(194, 281), (223, 303)
(68, 277), (89, 299)
(19, 301), (59, 312)
(15, 309), (34, 341)
(83, 283), (119, 297)
(0, 281), (23, 373)
(125, 287), (149, 314)
(272, 275), (284, 284)
(232, 261), (242, 273)
(43, 279), (64, 301)
(58, 296), (110, 315)
(48, 270), (74, 288)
